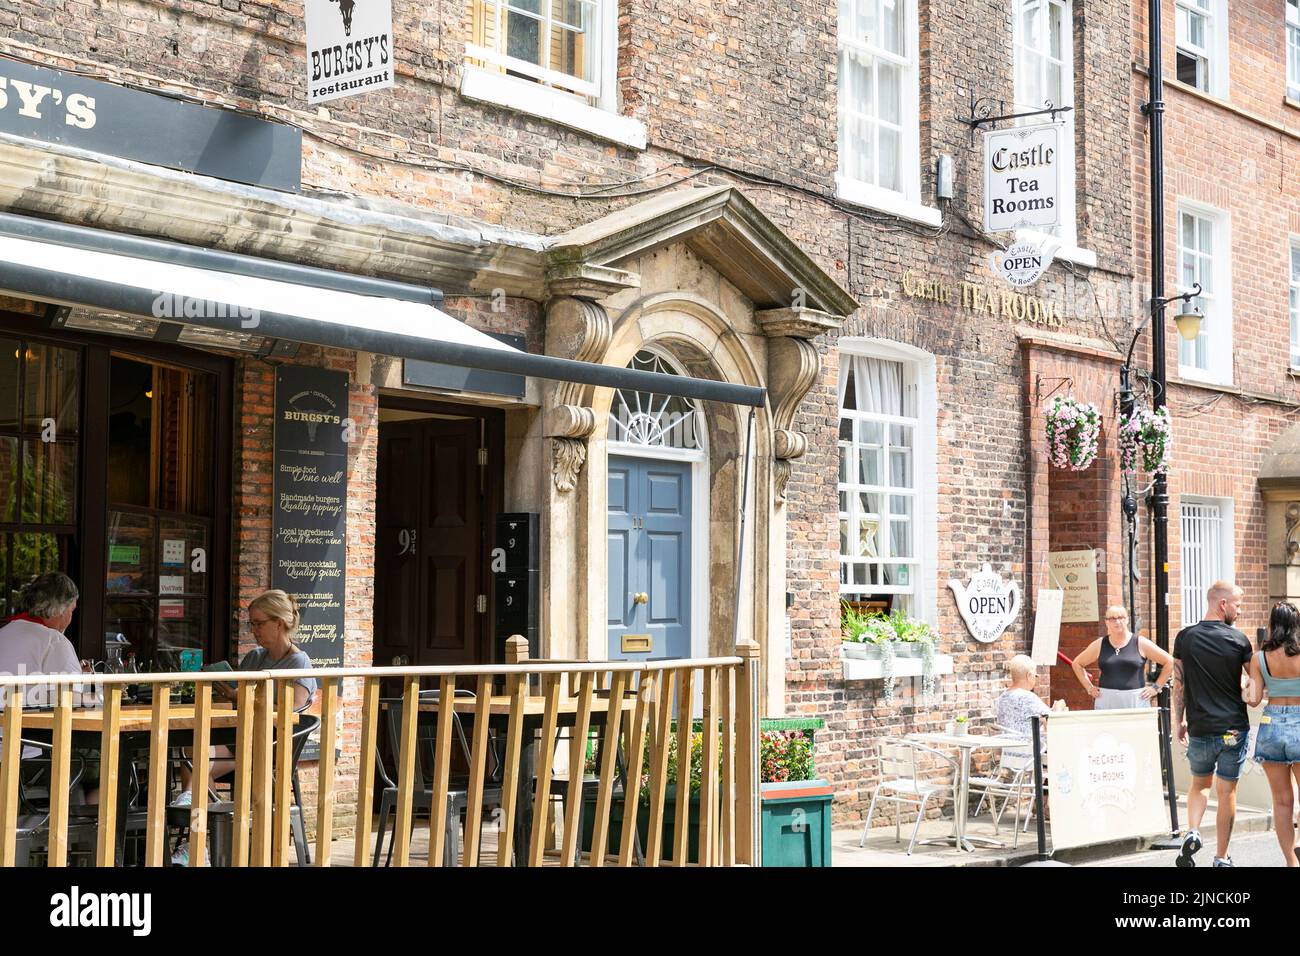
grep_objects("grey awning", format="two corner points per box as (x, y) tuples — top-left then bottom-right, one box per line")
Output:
(0, 213), (766, 408)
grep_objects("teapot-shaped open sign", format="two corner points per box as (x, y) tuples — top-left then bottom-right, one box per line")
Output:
(948, 563), (1021, 643)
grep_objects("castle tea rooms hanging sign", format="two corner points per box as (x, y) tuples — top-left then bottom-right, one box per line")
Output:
(307, 0), (394, 104)
(984, 123), (1061, 233)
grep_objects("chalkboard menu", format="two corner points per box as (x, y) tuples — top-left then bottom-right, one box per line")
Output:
(272, 367), (348, 668)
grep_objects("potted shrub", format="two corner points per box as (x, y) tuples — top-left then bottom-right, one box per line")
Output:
(952, 714), (969, 736)
(759, 730), (833, 867)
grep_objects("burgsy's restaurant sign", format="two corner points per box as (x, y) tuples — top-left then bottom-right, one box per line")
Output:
(307, 0), (394, 104)
(0, 58), (301, 191)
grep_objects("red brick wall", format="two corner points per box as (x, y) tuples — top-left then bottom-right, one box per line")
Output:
(230, 346), (377, 833)
(1130, 1), (1300, 647)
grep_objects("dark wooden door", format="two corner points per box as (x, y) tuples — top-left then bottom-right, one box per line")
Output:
(374, 417), (483, 669)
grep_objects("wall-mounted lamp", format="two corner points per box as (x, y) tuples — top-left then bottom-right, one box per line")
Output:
(1154, 282), (1203, 342)
(1173, 302), (1203, 342)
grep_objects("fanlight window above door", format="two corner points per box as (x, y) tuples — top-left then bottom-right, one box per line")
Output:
(608, 351), (702, 450)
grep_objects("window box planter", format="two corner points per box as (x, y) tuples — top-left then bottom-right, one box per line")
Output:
(841, 652), (954, 682)
(841, 641), (882, 660)
(761, 779), (833, 867)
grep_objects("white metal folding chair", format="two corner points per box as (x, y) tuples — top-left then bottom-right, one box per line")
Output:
(858, 738), (958, 855)
(967, 726), (1045, 847)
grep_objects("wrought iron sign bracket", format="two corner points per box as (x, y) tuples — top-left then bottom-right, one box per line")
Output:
(1034, 374), (1073, 406)
(957, 88), (1074, 145)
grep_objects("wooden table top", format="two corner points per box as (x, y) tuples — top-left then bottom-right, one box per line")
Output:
(908, 731), (1030, 749)
(18, 703), (294, 733)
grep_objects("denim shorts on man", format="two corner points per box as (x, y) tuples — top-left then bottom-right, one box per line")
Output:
(1254, 706), (1300, 765)
(1186, 730), (1249, 780)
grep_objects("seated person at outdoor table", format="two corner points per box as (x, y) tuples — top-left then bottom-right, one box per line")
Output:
(0, 572), (98, 711)
(1070, 605), (1174, 710)
(0, 572), (102, 798)
(995, 655), (1066, 754)
(171, 589), (316, 861)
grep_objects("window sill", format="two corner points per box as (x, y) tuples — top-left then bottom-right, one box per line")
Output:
(1176, 365), (1234, 389)
(459, 66), (647, 150)
(1287, 96), (1300, 113)
(840, 650), (955, 682)
(1167, 77), (1231, 107)
(834, 175), (942, 228)
(1015, 229), (1097, 269)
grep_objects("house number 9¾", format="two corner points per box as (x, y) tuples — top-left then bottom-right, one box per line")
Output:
(398, 529), (417, 555)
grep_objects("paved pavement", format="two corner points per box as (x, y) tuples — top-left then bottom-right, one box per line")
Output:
(1082, 829), (1289, 868)
(833, 792), (1274, 867)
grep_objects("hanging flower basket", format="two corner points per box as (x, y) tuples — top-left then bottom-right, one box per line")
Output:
(1045, 396), (1102, 471)
(1120, 406), (1171, 475)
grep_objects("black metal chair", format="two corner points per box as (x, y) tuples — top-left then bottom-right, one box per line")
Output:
(373, 690), (503, 867)
(170, 712), (320, 866)
(3, 739), (96, 866)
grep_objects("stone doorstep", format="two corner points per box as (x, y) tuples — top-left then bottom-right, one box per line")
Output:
(832, 797), (1274, 868)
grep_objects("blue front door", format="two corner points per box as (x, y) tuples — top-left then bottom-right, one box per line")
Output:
(608, 455), (691, 661)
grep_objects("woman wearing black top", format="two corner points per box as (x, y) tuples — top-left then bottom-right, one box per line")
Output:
(1071, 605), (1174, 709)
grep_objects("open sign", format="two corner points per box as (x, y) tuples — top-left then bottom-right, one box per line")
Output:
(988, 238), (1057, 289)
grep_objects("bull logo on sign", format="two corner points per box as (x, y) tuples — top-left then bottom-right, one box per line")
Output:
(330, 0), (356, 35)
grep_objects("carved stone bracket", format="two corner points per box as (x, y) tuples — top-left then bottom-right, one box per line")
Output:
(546, 297), (614, 412)
(765, 337), (821, 502)
(552, 438), (588, 494)
(543, 292), (625, 492)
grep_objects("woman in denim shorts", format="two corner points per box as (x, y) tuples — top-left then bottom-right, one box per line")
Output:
(1247, 602), (1300, 867)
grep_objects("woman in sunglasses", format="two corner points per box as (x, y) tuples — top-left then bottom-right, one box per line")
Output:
(1070, 605), (1174, 710)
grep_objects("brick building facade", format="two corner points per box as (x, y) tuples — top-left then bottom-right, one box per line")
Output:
(1116, 1), (1300, 803)
(15, 0), (1284, 836)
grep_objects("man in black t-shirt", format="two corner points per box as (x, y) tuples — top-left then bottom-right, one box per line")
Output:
(1171, 581), (1254, 868)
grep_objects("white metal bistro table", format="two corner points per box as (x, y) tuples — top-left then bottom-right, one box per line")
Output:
(906, 731), (1034, 852)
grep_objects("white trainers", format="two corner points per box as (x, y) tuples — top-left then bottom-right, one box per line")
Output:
(170, 790), (193, 809)
(170, 843), (207, 867)
(1176, 829), (1202, 868)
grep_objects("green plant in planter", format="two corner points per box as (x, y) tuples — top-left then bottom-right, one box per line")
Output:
(841, 602), (894, 644)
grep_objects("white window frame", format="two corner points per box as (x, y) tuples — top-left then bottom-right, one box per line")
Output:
(1179, 495), (1234, 629)
(1290, 237), (1300, 369)
(837, 339), (938, 625)
(1288, 0), (1300, 101)
(1174, 0), (1229, 98)
(1176, 201), (1233, 386)
(461, 1), (647, 149)
(1012, 0), (1081, 256)
(835, 0), (940, 228)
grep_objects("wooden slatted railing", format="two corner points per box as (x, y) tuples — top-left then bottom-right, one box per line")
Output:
(0, 638), (761, 867)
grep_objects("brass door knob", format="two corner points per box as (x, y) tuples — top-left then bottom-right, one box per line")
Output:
(633, 592), (649, 605)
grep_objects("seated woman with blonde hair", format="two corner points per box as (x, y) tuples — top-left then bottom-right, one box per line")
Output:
(170, 589), (316, 864)
(1071, 605), (1173, 710)
(996, 655), (1067, 748)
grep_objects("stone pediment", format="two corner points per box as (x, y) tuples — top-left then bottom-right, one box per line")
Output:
(547, 185), (857, 320)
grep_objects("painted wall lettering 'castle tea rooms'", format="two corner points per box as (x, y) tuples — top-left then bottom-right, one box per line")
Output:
(899, 271), (1066, 327)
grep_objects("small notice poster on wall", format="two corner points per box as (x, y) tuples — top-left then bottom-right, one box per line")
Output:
(1047, 549), (1100, 623)
(272, 367), (348, 671)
